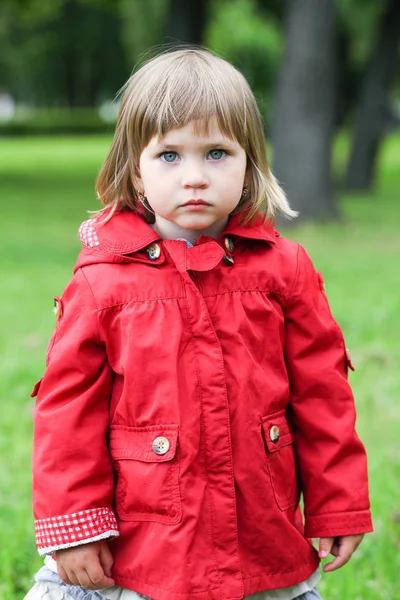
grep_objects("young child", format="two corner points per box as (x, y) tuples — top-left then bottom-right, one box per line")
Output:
(25, 48), (372, 600)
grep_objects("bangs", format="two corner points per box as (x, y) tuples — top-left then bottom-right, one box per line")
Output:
(122, 50), (251, 149)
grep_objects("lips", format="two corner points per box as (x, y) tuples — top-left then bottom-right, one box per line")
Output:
(182, 199), (211, 206)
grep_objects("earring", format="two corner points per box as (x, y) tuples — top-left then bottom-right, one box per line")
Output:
(137, 192), (155, 215)
(240, 186), (248, 201)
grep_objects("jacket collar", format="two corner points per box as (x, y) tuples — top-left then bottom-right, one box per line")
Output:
(95, 209), (161, 255)
(93, 209), (276, 256)
(223, 211), (277, 245)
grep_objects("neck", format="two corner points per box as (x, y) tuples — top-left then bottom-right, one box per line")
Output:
(153, 216), (229, 245)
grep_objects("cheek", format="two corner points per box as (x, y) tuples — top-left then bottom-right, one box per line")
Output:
(227, 164), (247, 193)
(139, 155), (151, 175)
(230, 154), (247, 183)
(139, 165), (159, 194)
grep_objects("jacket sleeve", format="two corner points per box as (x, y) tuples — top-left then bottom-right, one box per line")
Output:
(32, 268), (118, 555)
(284, 245), (372, 538)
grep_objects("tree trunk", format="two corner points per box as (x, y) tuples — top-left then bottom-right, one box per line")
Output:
(335, 24), (360, 129)
(272, 0), (337, 221)
(165, 0), (207, 45)
(345, 0), (400, 191)
(62, 0), (79, 108)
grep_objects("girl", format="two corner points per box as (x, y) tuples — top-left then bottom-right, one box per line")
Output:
(26, 48), (372, 600)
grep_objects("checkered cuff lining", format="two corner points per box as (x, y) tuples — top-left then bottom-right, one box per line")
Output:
(35, 507), (119, 555)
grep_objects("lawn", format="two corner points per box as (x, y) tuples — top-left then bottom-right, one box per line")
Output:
(0, 134), (399, 599)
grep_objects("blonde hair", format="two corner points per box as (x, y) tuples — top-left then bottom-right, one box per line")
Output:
(96, 47), (297, 224)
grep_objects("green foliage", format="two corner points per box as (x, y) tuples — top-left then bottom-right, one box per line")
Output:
(337, 0), (385, 64)
(2, 0), (395, 127)
(0, 132), (399, 598)
(0, 0), (128, 106)
(1, 0), (284, 120)
(206, 0), (283, 125)
(119, 0), (167, 66)
(335, 0), (399, 124)
(1, 0), (64, 27)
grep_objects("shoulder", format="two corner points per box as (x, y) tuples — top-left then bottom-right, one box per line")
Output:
(273, 233), (301, 263)
(260, 230), (321, 301)
(265, 233), (304, 295)
(272, 236), (323, 304)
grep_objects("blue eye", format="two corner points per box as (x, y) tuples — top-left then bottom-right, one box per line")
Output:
(208, 149), (226, 160)
(161, 151), (178, 163)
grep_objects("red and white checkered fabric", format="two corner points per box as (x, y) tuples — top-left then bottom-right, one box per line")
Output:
(78, 219), (100, 248)
(35, 507), (119, 555)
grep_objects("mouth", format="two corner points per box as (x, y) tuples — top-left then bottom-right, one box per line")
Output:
(182, 199), (211, 207)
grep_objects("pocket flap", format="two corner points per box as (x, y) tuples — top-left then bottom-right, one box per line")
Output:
(109, 424), (178, 463)
(261, 410), (294, 453)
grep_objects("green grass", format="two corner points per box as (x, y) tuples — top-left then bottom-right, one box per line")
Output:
(0, 134), (399, 599)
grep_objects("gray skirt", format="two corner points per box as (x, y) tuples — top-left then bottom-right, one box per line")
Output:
(23, 566), (323, 600)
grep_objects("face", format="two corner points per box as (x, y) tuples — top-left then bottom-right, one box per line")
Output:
(137, 118), (247, 240)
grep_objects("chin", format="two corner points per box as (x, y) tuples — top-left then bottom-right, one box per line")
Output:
(180, 220), (215, 230)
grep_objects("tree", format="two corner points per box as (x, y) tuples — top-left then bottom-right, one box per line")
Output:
(165, 0), (208, 45)
(345, 0), (400, 190)
(272, 0), (337, 221)
(0, 0), (128, 106)
(119, 0), (167, 66)
(205, 0), (283, 128)
(335, 0), (383, 129)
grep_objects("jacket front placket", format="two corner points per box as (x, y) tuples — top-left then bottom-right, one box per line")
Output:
(163, 240), (245, 600)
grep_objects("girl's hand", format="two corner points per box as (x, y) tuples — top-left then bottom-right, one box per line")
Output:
(318, 534), (364, 572)
(56, 540), (115, 589)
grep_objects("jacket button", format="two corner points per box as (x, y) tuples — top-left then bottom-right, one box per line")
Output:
(223, 253), (234, 266)
(152, 436), (170, 455)
(146, 243), (161, 260)
(269, 425), (280, 443)
(53, 298), (61, 319)
(224, 236), (235, 253)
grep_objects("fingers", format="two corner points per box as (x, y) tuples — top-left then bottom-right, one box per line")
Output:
(59, 563), (115, 589)
(318, 537), (334, 559)
(56, 540), (115, 590)
(99, 541), (114, 579)
(321, 534), (364, 573)
(57, 565), (73, 586)
(322, 537), (353, 572)
(85, 561), (115, 589)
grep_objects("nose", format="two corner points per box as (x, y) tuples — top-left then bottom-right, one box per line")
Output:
(181, 159), (209, 189)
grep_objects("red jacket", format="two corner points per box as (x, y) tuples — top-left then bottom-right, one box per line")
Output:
(32, 210), (372, 600)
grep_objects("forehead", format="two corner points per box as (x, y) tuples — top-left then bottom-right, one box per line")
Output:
(147, 118), (239, 148)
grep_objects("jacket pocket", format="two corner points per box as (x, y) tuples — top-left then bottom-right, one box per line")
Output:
(109, 424), (181, 525)
(261, 410), (299, 511)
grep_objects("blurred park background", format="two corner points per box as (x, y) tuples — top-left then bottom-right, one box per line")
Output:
(0, 0), (400, 598)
